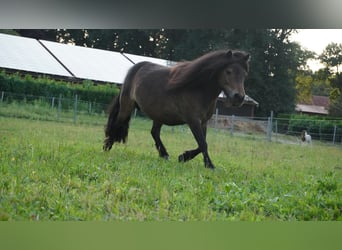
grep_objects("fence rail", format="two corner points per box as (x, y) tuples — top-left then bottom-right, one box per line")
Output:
(0, 91), (109, 125)
(1, 91), (342, 146)
(209, 109), (342, 146)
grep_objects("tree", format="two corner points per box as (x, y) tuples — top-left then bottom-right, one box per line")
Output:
(14, 29), (58, 42)
(0, 29), (20, 36)
(329, 72), (342, 116)
(214, 29), (313, 116)
(317, 43), (342, 117)
(295, 72), (314, 104)
(311, 68), (332, 96)
(319, 42), (342, 73)
(295, 68), (332, 105)
(164, 30), (223, 61)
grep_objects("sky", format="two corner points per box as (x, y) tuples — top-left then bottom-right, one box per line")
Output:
(290, 29), (342, 71)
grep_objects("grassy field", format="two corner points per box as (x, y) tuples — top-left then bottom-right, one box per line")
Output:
(0, 116), (341, 221)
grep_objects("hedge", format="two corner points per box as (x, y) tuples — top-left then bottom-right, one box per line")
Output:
(277, 113), (342, 142)
(0, 70), (120, 105)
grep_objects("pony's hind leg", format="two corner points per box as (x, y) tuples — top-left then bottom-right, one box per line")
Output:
(151, 121), (169, 159)
(178, 148), (201, 162)
(179, 123), (206, 162)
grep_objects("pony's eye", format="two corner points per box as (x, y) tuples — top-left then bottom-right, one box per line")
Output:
(226, 70), (232, 75)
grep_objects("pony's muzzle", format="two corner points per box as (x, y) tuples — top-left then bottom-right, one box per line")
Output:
(232, 93), (245, 107)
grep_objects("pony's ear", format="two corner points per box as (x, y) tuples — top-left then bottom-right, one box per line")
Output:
(244, 53), (250, 62)
(226, 50), (233, 58)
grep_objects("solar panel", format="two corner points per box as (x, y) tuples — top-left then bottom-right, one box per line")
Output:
(0, 33), (72, 77)
(0, 33), (175, 84)
(40, 40), (133, 83)
(121, 52), (172, 67)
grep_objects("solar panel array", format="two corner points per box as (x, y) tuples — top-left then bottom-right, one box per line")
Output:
(40, 40), (133, 83)
(0, 34), (72, 77)
(0, 33), (173, 84)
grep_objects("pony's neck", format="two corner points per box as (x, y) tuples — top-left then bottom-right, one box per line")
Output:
(199, 79), (222, 102)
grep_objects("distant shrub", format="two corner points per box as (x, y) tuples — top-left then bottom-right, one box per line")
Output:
(0, 70), (120, 104)
(277, 113), (342, 141)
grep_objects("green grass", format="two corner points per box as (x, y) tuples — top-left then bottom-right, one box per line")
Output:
(0, 101), (107, 125)
(0, 116), (341, 221)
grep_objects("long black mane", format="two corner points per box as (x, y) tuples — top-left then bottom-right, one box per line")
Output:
(168, 50), (249, 89)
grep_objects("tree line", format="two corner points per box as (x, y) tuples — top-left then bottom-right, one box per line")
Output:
(1, 29), (341, 117)
(296, 42), (342, 116)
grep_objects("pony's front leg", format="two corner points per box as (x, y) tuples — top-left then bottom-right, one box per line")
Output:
(181, 121), (215, 169)
(151, 121), (169, 159)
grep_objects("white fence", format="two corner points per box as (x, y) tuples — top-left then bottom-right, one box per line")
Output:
(1, 91), (342, 146)
(0, 91), (108, 124)
(209, 111), (342, 146)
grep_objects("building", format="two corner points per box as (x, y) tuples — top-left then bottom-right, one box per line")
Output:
(295, 95), (330, 116)
(216, 93), (259, 117)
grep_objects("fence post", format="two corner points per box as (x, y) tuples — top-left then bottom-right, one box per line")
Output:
(267, 117), (270, 140)
(333, 125), (337, 144)
(230, 115), (235, 136)
(88, 102), (92, 114)
(1, 91), (4, 102)
(319, 121), (322, 141)
(74, 94), (78, 123)
(267, 111), (273, 141)
(51, 97), (55, 108)
(214, 108), (218, 131)
(57, 94), (62, 120)
(275, 119), (278, 142)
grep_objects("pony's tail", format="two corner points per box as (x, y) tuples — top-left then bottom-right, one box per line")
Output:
(103, 94), (131, 151)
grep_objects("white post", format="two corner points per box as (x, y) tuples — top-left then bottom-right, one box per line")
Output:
(333, 125), (337, 144)
(275, 119), (278, 142)
(57, 94), (62, 120)
(51, 97), (55, 108)
(74, 94), (78, 123)
(230, 115), (235, 136)
(214, 108), (219, 131)
(267, 111), (273, 141)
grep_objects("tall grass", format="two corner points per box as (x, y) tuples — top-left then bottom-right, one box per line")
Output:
(0, 100), (107, 125)
(0, 116), (341, 221)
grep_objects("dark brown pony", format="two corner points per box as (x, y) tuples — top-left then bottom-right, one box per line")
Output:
(104, 50), (250, 169)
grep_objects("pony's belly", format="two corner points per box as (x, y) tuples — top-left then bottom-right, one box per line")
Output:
(144, 110), (186, 126)
(163, 120), (186, 126)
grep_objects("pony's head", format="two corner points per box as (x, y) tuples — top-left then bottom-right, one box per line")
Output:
(218, 50), (250, 107)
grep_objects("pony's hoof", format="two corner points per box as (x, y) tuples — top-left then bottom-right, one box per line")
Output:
(205, 164), (215, 170)
(178, 154), (185, 162)
(103, 143), (112, 151)
(162, 155), (169, 160)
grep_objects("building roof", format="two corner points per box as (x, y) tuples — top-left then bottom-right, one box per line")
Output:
(218, 92), (259, 106)
(296, 95), (330, 115)
(312, 95), (329, 108)
(295, 104), (329, 115)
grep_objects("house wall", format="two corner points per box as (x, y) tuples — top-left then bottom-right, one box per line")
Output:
(215, 99), (255, 117)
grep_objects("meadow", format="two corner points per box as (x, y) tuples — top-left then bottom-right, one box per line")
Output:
(0, 115), (341, 221)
